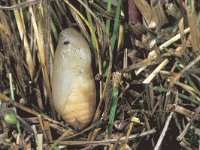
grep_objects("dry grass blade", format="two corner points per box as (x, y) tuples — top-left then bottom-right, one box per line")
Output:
(10, 0), (35, 79)
(187, 10), (200, 55)
(0, 0), (41, 10)
(134, 0), (152, 25)
(151, 2), (168, 29)
(167, 104), (194, 118)
(69, 7), (90, 41)
(29, 6), (56, 118)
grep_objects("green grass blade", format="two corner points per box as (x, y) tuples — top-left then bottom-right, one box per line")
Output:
(51, 20), (58, 41)
(154, 86), (200, 104)
(84, 0), (96, 49)
(108, 73), (121, 136)
(9, 73), (21, 133)
(105, 0), (112, 36)
(110, 0), (122, 50)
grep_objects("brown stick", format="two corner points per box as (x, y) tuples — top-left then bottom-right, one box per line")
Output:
(50, 129), (156, 146)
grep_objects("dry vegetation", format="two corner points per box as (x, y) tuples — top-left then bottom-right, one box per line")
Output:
(0, 0), (200, 149)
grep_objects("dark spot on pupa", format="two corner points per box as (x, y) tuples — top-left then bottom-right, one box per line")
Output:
(63, 41), (70, 45)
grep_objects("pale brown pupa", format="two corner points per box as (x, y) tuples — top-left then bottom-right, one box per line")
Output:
(51, 28), (96, 129)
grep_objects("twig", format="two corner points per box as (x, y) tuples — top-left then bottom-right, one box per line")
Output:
(121, 59), (162, 73)
(143, 59), (169, 84)
(51, 128), (156, 146)
(149, 27), (190, 58)
(18, 116), (33, 132)
(49, 121), (101, 150)
(145, 83), (154, 110)
(170, 54), (200, 83)
(167, 104), (194, 118)
(154, 91), (179, 150)
(179, 139), (193, 150)
(38, 115), (48, 142)
(121, 117), (144, 149)
(177, 104), (200, 141)
(135, 27), (190, 75)
(0, 92), (67, 128)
